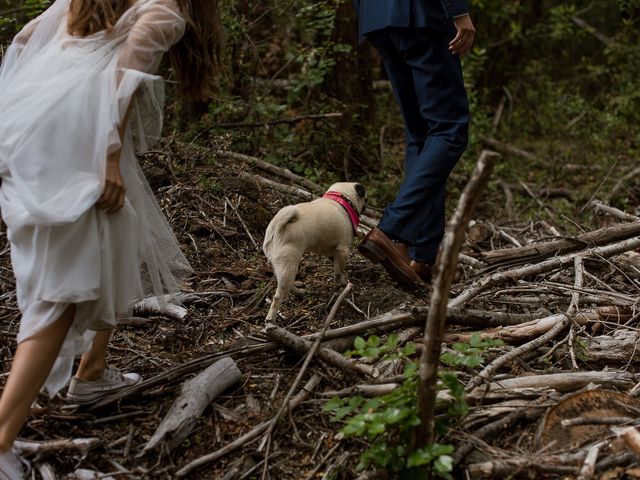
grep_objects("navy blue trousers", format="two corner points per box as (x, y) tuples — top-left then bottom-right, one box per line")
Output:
(368, 26), (469, 264)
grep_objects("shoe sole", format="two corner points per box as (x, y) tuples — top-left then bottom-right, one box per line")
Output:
(359, 240), (418, 290)
(66, 391), (119, 405)
(67, 381), (141, 405)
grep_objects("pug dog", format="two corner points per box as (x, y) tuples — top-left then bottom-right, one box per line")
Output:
(263, 182), (366, 321)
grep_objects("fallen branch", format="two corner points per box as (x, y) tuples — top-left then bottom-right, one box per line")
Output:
(14, 438), (99, 456)
(144, 357), (242, 451)
(216, 150), (324, 195)
(479, 220), (640, 266)
(417, 150), (498, 444)
(258, 283), (352, 453)
(591, 200), (640, 222)
(453, 396), (549, 464)
(615, 426), (640, 458)
(450, 236), (640, 308)
(479, 136), (538, 162)
(211, 112), (343, 130)
(131, 296), (188, 321)
(577, 443), (602, 480)
(265, 323), (376, 377)
(174, 374), (321, 478)
(466, 318), (569, 392)
(467, 371), (636, 401)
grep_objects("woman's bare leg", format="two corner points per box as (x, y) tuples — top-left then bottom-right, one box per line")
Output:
(0, 305), (75, 452)
(74, 330), (112, 382)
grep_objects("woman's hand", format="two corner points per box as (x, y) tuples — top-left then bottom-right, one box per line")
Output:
(96, 151), (126, 214)
(450, 14), (476, 57)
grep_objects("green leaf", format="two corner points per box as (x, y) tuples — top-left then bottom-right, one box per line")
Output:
(323, 396), (343, 412)
(434, 455), (454, 474)
(384, 407), (410, 424)
(363, 398), (382, 412)
(461, 354), (483, 368)
(342, 416), (367, 436)
(367, 335), (381, 348)
(440, 352), (460, 367)
(404, 361), (418, 379)
(367, 419), (386, 436)
(406, 448), (434, 468)
(469, 332), (483, 348)
(385, 333), (399, 350)
(354, 336), (366, 350)
(403, 343), (417, 356)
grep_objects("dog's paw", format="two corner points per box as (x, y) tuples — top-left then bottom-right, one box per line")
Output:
(290, 281), (306, 296)
(334, 275), (348, 287)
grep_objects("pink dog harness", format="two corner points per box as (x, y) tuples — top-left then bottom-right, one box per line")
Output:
(322, 191), (360, 234)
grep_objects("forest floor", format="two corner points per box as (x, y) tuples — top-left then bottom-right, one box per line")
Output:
(1, 135), (640, 480)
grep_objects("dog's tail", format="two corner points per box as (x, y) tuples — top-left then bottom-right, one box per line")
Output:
(263, 206), (299, 259)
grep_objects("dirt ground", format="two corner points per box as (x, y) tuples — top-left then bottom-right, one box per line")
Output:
(2, 138), (640, 480)
(0, 140), (426, 479)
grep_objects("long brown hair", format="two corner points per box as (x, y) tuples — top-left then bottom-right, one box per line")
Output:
(171, 0), (224, 101)
(67, 0), (224, 101)
(67, 0), (131, 37)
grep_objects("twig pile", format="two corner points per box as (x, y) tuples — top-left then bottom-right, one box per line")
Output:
(0, 142), (639, 479)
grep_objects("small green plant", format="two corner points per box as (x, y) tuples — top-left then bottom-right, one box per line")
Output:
(324, 333), (503, 478)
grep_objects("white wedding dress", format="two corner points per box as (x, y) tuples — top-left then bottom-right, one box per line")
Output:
(0, 0), (192, 394)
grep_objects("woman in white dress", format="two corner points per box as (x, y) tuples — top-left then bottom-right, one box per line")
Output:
(0, 0), (222, 475)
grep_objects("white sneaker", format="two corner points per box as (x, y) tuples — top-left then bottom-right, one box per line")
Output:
(0, 450), (24, 480)
(67, 368), (142, 405)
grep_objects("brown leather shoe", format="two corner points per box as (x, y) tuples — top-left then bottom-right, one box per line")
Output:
(358, 227), (421, 289)
(410, 261), (432, 283)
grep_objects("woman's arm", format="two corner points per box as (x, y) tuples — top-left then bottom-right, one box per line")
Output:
(96, 110), (130, 214)
(97, 0), (186, 214)
(13, 15), (43, 49)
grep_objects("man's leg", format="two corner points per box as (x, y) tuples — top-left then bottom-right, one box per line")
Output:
(366, 29), (429, 241)
(379, 27), (469, 265)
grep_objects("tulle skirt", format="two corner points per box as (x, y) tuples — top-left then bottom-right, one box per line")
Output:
(0, 135), (191, 395)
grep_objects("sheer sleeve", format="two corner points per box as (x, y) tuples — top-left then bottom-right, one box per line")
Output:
(117, 0), (185, 75)
(110, 0), (185, 154)
(13, 15), (43, 48)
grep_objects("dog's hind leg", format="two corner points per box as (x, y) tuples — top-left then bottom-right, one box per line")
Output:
(266, 254), (301, 322)
(332, 246), (350, 286)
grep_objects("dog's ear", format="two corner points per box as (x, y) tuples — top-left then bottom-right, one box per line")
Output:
(354, 183), (366, 198)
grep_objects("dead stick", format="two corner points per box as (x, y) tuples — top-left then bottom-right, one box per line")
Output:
(568, 256), (584, 369)
(416, 150), (498, 445)
(174, 374), (321, 478)
(571, 16), (613, 45)
(258, 283), (352, 454)
(591, 200), (640, 222)
(14, 438), (99, 456)
(466, 317), (569, 393)
(265, 323), (375, 377)
(216, 150), (325, 195)
(480, 220), (640, 265)
(226, 197), (259, 250)
(453, 397), (548, 464)
(212, 112), (343, 130)
(479, 136), (538, 162)
(450, 236), (640, 308)
(303, 443), (342, 480)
